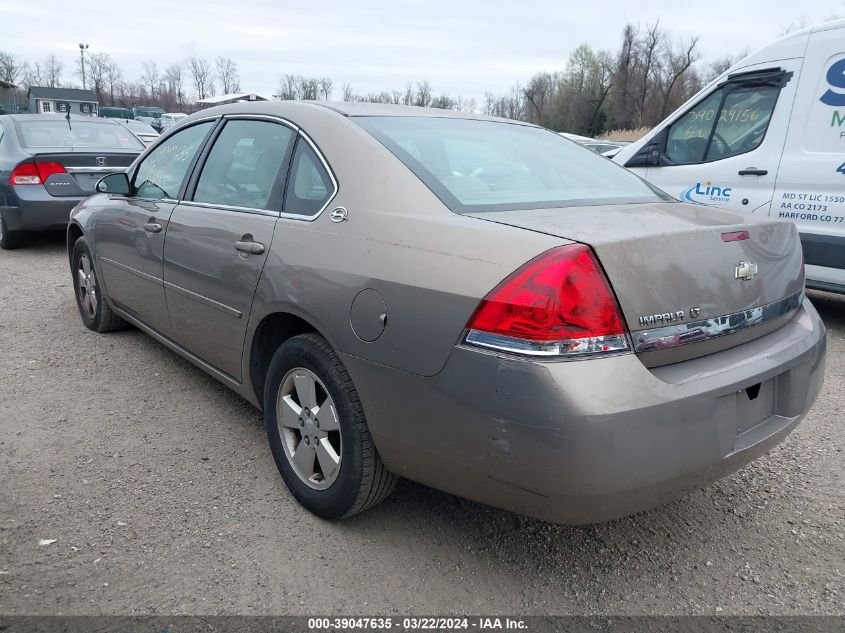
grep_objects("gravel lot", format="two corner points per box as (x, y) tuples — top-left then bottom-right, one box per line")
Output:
(0, 234), (842, 616)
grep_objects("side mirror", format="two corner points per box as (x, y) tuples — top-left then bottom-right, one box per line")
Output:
(624, 129), (668, 168)
(96, 172), (130, 195)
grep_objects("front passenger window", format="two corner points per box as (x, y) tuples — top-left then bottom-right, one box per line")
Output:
(665, 83), (779, 165)
(131, 121), (214, 199)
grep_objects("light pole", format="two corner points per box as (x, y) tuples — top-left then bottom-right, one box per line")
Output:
(78, 43), (89, 89)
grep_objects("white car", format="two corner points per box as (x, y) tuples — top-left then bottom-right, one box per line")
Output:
(614, 18), (845, 294)
(158, 112), (188, 131)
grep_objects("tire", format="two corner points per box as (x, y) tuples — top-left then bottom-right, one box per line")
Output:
(71, 236), (127, 333)
(264, 333), (397, 519)
(0, 215), (21, 250)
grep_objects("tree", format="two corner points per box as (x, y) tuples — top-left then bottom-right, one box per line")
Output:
(657, 36), (699, 119)
(341, 82), (354, 102)
(164, 63), (185, 110)
(105, 58), (122, 105)
(141, 59), (159, 99)
(319, 77), (333, 100)
(44, 54), (62, 88)
(275, 74), (299, 100)
(216, 56), (240, 94)
(0, 51), (24, 85)
(189, 57), (214, 100)
(79, 53), (113, 103)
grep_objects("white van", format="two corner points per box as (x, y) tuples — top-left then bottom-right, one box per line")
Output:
(614, 19), (845, 294)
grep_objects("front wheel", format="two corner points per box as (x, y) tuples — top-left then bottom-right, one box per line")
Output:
(264, 333), (397, 519)
(71, 237), (127, 333)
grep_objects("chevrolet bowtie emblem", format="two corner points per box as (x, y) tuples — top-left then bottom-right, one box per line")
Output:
(735, 261), (758, 281)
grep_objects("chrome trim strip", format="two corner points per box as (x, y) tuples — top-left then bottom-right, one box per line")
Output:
(100, 257), (162, 285)
(177, 200), (279, 218)
(464, 329), (631, 358)
(222, 113), (301, 132)
(163, 280), (242, 319)
(632, 291), (804, 353)
(66, 166), (129, 174)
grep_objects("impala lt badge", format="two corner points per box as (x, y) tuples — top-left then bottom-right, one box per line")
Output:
(638, 304), (703, 326)
(735, 261), (758, 281)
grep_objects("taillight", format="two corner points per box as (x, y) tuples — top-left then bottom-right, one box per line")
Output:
(464, 244), (630, 357)
(8, 161), (66, 185)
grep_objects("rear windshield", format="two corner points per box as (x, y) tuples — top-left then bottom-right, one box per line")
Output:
(17, 120), (144, 150)
(355, 117), (670, 213)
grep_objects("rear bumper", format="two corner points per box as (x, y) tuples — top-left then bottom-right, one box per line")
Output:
(1, 187), (82, 232)
(344, 299), (826, 524)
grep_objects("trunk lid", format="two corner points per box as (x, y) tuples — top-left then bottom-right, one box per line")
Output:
(468, 202), (804, 366)
(26, 149), (139, 197)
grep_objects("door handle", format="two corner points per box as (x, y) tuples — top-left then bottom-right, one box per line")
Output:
(234, 240), (265, 255)
(143, 221), (163, 233)
(738, 168), (768, 176)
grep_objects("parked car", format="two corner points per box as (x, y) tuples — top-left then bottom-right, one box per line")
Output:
(67, 102), (826, 524)
(99, 107), (134, 120)
(133, 106), (165, 131)
(559, 132), (627, 157)
(0, 114), (144, 249)
(116, 119), (159, 146)
(159, 112), (187, 132)
(614, 18), (845, 294)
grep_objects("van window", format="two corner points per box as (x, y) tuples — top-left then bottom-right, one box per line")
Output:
(665, 84), (779, 165)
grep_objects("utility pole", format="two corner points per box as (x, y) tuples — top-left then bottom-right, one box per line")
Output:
(79, 43), (89, 89)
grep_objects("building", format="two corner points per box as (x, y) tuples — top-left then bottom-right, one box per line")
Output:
(194, 92), (269, 110)
(27, 87), (98, 116)
(0, 79), (19, 115)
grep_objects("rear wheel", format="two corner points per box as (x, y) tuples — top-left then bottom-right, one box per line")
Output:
(0, 216), (21, 250)
(71, 237), (127, 333)
(264, 333), (397, 519)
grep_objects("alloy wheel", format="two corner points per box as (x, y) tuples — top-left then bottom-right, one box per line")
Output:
(276, 367), (343, 490)
(76, 253), (98, 320)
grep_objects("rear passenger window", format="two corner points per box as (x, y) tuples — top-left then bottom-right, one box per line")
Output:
(193, 119), (294, 210)
(284, 140), (335, 216)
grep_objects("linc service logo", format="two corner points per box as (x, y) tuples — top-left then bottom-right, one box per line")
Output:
(681, 181), (732, 204)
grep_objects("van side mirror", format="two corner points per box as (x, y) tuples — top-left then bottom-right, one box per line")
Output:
(96, 172), (130, 195)
(625, 129), (668, 168)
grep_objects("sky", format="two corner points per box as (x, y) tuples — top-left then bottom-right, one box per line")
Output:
(1, 0), (842, 102)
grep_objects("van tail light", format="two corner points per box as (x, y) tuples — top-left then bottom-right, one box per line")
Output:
(9, 161), (66, 185)
(464, 244), (631, 357)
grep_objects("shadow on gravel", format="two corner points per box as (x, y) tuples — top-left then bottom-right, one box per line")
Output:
(8, 229), (66, 252)
(808, 289), (845, 330)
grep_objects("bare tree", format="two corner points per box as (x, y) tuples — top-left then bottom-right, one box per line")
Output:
(164, 63), (185, 110)
(414, 81), (432, 107)
(0, 51), (24, 85)
(78, 53), (113, 103)
(44, 54), (63, 88)
(318, 77), (333, 100)
(657, 36), (699, 119)
(216, 56), (240, 94)
(635, 21), (661, 127)
(275, 74), (299, 100)
(141, 59), (159, 99)
(105, 58), (122, 105)
(341, 82), (354, 102)
(189, 57), (214, 101)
